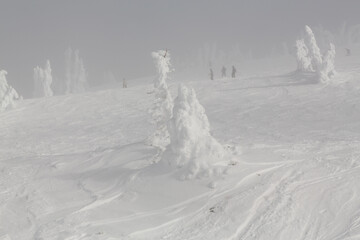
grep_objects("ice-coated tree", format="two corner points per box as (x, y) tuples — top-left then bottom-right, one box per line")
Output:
(65, 48), (88, 94)
(149, 49), (173, 150)
(163, 84), (225, 179)
(304, 25), (323, 71)
(33, 60), (53, 98)
(295, 39), (312, 72)
(295, 26), (337, 83)
(319, 43), (336, 83)
(0, 70), (20, 112)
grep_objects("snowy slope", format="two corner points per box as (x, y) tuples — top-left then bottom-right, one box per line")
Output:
(1, 56), (360, 240)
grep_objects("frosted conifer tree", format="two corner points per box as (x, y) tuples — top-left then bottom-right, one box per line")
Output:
(65, 48), (88, 94)
(304, 25), (323, 71)
(163, 84), (225, 179)
(33, 60), (53, 98)
(149, 50), (173, 150)
(295, 39), (312, 72)
(0, 70), (20, 112)
(295, 26), (337, 83)
(319, 43), (336, 83)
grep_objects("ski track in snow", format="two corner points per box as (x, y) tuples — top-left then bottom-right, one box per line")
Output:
(1, 58), (360, 239)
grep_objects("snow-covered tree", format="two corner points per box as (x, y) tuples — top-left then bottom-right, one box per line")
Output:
(295, 39), (312, 72)
(304, 25), (323, 71)
(318, 43), (336, 83)
(65, 48), (88, 94)
(163, 84), (225, 179)
(33, 60), (53, 98)
(0, 70), (20, 112)
(295, 26), (337, 83)
(149, 50), (173, 150)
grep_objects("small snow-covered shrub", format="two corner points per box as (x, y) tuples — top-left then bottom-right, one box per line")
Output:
(295, 39), (312, 72)
(65, 48), (88, 94)
(0, 70), (20, 111)
(318, 43), (336, 83)
(33, 60), (53, 98)
(163, 84), (225, 179)
(149, 50), (174, 150)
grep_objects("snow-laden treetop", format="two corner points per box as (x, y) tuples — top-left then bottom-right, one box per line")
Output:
(151, 50), (172, 90)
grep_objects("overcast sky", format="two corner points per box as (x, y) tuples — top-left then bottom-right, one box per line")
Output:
(1, 0), (359, 97)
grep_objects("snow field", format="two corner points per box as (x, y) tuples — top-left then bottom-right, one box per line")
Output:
(1, 53), (360, 239)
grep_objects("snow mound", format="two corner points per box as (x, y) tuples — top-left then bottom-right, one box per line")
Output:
(162, 84), (225, 179)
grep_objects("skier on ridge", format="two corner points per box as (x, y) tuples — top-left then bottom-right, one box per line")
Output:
(209, 68), (214, 80)
(221, 66), (226, 78)
(231, 65), (236, 78)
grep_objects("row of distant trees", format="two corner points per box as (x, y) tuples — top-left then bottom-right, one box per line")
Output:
(34, 48), (88, 98)
(0, 24), (341, 114)
(0, 48), (89, 112)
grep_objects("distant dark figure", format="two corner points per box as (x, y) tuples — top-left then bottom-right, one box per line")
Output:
(221, 66), (227, 78)
(345, 48), (351, 56)
(123, 78), (127, 88)
(209, 68), (214, 80)
(231, 65), (237, 78)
